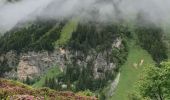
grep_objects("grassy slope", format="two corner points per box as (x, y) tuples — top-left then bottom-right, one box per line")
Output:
(111, 40), (155, 100)
(56, 19), (78, 46)
(33, 66), (61, 88)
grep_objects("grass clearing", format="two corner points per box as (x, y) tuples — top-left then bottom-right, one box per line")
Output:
(56, 19), (78, 46)
(32, 66), (61, 88)
(111, 40), (155, 100)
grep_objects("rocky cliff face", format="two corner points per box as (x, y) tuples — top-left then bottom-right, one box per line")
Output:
(0, 51), (18, 78)
(0, 51), (18, 68)
(1, 37), (122, 81)
(17, 50), (66, 80)
(1, 48), (69, 80)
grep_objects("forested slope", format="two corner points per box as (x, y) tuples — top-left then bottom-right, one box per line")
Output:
(0, 18), (169, 100)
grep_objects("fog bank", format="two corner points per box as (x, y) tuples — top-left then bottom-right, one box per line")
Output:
(0, 0), (170, 32)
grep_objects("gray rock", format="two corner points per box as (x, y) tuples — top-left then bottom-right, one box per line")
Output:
(3, 37), (123, 81)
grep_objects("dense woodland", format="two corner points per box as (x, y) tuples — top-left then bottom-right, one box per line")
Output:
(129, 61), (170, 100)
(136, 24), (168, 63)
(0, 59), (12, 76)
(69, 23), (120, 53)
(0, 20), (65, 53)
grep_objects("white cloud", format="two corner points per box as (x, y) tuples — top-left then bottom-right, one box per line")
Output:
(0, 0), (170, 32)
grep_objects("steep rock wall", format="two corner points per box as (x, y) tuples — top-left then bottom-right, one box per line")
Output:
(2, 38), (123, 81)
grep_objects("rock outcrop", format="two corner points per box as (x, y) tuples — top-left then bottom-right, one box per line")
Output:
(0, 51), (18, 68)
(17, 50), (67, 80)
(17, 60), (40, 80)
(0, 51), (18, 78)
(2, 37), (123, 81)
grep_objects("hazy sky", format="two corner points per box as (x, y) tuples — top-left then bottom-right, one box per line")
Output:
(0, 0), (170, 32)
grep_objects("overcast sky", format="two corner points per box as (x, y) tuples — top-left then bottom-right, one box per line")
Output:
(0, 0), (170, 32)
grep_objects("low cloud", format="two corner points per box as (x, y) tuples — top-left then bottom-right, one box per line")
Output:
(0, 0), (170, 32)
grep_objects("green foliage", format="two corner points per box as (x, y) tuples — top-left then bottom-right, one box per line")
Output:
(111, 45), (128, 68)
(77, 89), (95, 97)
(54, 23), (128, 92)
(64, 63), (80, 83)
(33, 66), (61, 88)
(138, 61), (170, 100)
(69, 23), (121, 54)
(28, 23), (64, 51)
(23, 76), (38, 85)
(99, 91), (106, 100)
(0, 21), (65, 53)
(0, 89), (9, 100)
(136, 25), (168, 63)
(112, 40), (155, 100)
(128, 92), (151, 100)
(56, 19), (78, 46)
(44, 77), (60, 90)
(0, 59), (12, 77)
(76, 65), (99, 91)
(32, 22), (128, 93)
(0, 20), (65, 77)
(25, 76), (31, 85)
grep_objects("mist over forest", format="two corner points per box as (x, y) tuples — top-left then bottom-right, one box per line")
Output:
(0, 0), (170, 32)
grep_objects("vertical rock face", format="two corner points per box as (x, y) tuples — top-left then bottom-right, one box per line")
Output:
(2, 37), (123, 81)
(0, 51), (18, 78)
(5, 51), (18, 67)
(0, 51), (18, 68)
(17, 50), (67, 80)
(93, 52), (116, 79)
(113, 38), (122, 48)
(17, 58), (40, 80)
